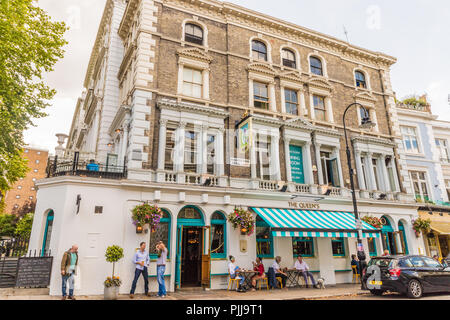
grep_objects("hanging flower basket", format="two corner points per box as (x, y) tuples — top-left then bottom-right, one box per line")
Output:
(412, 218), (431, 238)
(228, 208), (255, 236)
(361, 216), (383, 229)
(131, 203), (163, 231)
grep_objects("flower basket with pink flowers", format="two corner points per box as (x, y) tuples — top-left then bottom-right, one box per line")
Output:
(228, 208), (255, 236)
(131, 203), (164, 232)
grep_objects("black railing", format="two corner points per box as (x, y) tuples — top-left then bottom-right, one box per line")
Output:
(0, 237), (29, 258)
(47, 152), (127, 180)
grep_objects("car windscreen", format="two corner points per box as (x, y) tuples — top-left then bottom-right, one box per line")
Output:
(368, 258), (396, 268)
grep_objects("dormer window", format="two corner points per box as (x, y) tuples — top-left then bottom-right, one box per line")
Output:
(282, 49), (296, 69)
(355, 71), (367, 88)
(252, 40), (267, 61)
(185, 23), (203, 45)
(310, 56), (323, 76)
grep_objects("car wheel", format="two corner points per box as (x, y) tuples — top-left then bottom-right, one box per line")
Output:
(406, 279), (423, 299)
(370, 289), (384, 296)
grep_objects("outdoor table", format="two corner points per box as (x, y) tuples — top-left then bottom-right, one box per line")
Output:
(285, 269), (303, 288)
(237, 270), (258, 288)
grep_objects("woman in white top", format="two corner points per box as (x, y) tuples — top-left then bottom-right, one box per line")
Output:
(228, 255), (245, 290)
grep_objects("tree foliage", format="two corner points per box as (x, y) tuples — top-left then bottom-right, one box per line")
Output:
(0, 213), (18, 237)
(0, 0), (67, 192)
(14, 212), (33, 238)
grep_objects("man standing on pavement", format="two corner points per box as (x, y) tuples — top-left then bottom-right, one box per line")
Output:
(294, 255), (318, 289)
(156, 241), (167, 298)
(129, 242), (150, 298)
(61, 244), (78, 300)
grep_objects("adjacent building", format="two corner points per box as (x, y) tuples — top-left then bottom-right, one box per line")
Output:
(29, 0), (423, 296)
(3, 146), (48, 215)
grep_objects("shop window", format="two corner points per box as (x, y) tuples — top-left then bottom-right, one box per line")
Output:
(149, 210), (171, 260)
(367, 237), (377, 257)
(292, 237), (314, 257)
(256, 215), (273, 258)
(211, 212), (226, 259)
(331, 238), (345, 257)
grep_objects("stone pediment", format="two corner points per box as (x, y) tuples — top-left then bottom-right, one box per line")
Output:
(177, 47), (213, 63)
(306, 76), (333, 92)
(279, 71), (303, 83)
(247, 62), (277, 77)
(353, 90), (377, 103)
(285, 117), (314, 130)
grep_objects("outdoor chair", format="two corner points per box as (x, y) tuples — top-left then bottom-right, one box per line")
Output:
(228, 277), (240, 291)
(256, 277), (269, 290)
(351, 265), (360, 283)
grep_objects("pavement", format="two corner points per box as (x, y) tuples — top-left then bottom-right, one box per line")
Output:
(0, 284), (369, 300)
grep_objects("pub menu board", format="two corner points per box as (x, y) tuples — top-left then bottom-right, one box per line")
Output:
(15, 257), (53, 288)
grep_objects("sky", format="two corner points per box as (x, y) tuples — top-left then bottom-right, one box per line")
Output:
(24, 0), (450, 152)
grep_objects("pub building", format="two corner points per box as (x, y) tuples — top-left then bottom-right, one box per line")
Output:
(419, 206), (450, 260)
(28, 0), (424, 296)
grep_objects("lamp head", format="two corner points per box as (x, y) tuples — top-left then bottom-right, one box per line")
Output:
(360, 117), (376, 129)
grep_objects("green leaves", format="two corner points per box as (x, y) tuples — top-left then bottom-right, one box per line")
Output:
(0, 213), (18, 237)
(0, 0), (67, 193)
(105, 245), (124, 263)
(14, 212), (33, 238)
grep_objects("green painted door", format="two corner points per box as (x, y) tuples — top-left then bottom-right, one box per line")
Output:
(289, 145), (305, 184)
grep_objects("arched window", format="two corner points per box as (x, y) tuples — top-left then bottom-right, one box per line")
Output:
(310, 56), (323, 76)
(185, 23), (204, 45)
(211, 212), (226, 259)
(256, 215), (273, 258)
(252, 40), (267, 61)
(355, 71), (367, 88)
(398, 221), (409, 255)
(42, 210), (54, 256)
(149, 210), (171, 259)
(282, 49), (296, 69)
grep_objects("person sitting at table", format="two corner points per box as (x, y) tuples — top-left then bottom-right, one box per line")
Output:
(272, 256), (287, 289)
(228, 255), (245, 292)
(294, 255), (318, 289)
(351, 254), (360, 275)
(250, 257), (266, 291)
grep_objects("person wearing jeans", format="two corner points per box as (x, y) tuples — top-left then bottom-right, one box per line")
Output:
(156, 241), (167, 298)
(129, 242), (150, 298)
(61, 245), (78, 300)
(294, 255), (318, 288)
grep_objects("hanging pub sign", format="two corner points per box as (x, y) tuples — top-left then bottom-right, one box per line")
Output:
(237, 114), (252, 153)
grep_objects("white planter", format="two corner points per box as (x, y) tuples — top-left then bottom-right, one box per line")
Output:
(104, 286), (119, 300)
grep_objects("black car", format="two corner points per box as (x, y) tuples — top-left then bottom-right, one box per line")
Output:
(362, 255), (450, 298)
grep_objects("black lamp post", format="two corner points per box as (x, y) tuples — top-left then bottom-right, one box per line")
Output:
(342, 102), (376, 286)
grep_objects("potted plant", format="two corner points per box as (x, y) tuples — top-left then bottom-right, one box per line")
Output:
(228, 208), (255, 236)
(361, 216), (383, 229)
(412, 218), (431, 238)
(104, 245), (124, 300)
(131, 203), (164, 233)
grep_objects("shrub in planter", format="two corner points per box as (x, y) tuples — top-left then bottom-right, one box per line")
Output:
(104, 245), (124, 300)
(132, 203), (163, 232)
(228, 208), (255, 236)
(412, 218), (431, 238)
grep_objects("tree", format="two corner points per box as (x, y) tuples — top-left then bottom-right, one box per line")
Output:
(0, 213), (18, 237)
(15, 213), (33, 238)
(0, 0), (67, 193)
(12, 200), (36, 218)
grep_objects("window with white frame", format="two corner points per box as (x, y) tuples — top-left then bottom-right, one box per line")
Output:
(206, 134), (216, 175)
(182, 67), (203, 98)
(372, 158), (381, 191)
(385, 157), (397, 192)
(164, 127), (176, 171)
(436, 138), (449, 162)
(310, 56), (323, 76)
(284, 89), (298, 115)
(355, 71), (367, 89)
(282, 49), (296, 69)
(401, 126), (420, 153)
(313, 95), (326, 121)
(253, 82), (269, 110)
(185, 23), (204, 45)
(320, 151), (340, 187)
(252, 40), (268, 61)
(360, 156), (369, 189)
(184, 127), (198, 173)
(410, 171), (430, 202)
(255, 133), (271, 180)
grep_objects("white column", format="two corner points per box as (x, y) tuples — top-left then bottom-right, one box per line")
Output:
(250, 131), (257, 179)
(325, 96), (334, 123)
(121, 123), (129, 165)
(269, 83), (276, 112)
(177, 63), (184, 95)
(390, 155), (401, 192)
(354, 151), (366, 190)
(303, 142), (314, 185)
(366, 153), (376, 191)
(201, 125), (208, 174)
(176, 122), (186, 173)
(217, 128), (225, 176)
(202, 69), (210, 100)
(284, 137), (292, 182)
(370, 109), (379, 132)
(381, 154), (391, 192)
(157, 119), (167, 171)
(299, 90), (306, 117)
(309, 94), (315, 120)
(315, 142), (323, 185)
(280, 87), (286, 114)
(334, 148), (345, 188)
(271, 134), (281, 181)
(249, 79), (254, 108)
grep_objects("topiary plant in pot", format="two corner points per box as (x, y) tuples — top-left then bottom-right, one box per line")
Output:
(104, 245), (124, 300)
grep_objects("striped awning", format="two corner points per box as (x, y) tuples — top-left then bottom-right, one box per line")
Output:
(250, 207), (380, 238)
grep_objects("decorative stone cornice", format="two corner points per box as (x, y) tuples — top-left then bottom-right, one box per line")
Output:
(118, 0), (140, 40)
(312, 126), (343, 138)
(351, 134), (395, 148)
(306, 76), (334, 92)
(109, 105), (131, 135)
(177, 47), (213, 63)
(354, 90), (377, 103)
(157, 98), (229, 118)
(246, 62), (277, 77)
(278, 71), (304, 84)
(283, 117), (314, 131)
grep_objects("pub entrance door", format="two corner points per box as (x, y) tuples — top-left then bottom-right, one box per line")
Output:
(180, 227), (202, 287)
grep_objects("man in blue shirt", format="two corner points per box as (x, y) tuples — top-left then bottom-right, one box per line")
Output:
(129, 242), (150, 298)
(86, 159), (99, 172)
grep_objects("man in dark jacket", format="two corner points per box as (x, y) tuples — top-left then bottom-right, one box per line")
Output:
(61, 245), (78, 300)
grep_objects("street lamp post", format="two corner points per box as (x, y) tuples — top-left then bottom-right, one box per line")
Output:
(342, 102), (376, 287)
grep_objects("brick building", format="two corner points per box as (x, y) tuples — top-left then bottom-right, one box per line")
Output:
(29, 0), (424, 296)
(3, 146), (48, 215)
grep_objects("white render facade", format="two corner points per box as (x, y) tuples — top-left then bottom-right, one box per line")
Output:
(29, 0), (425, 296)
